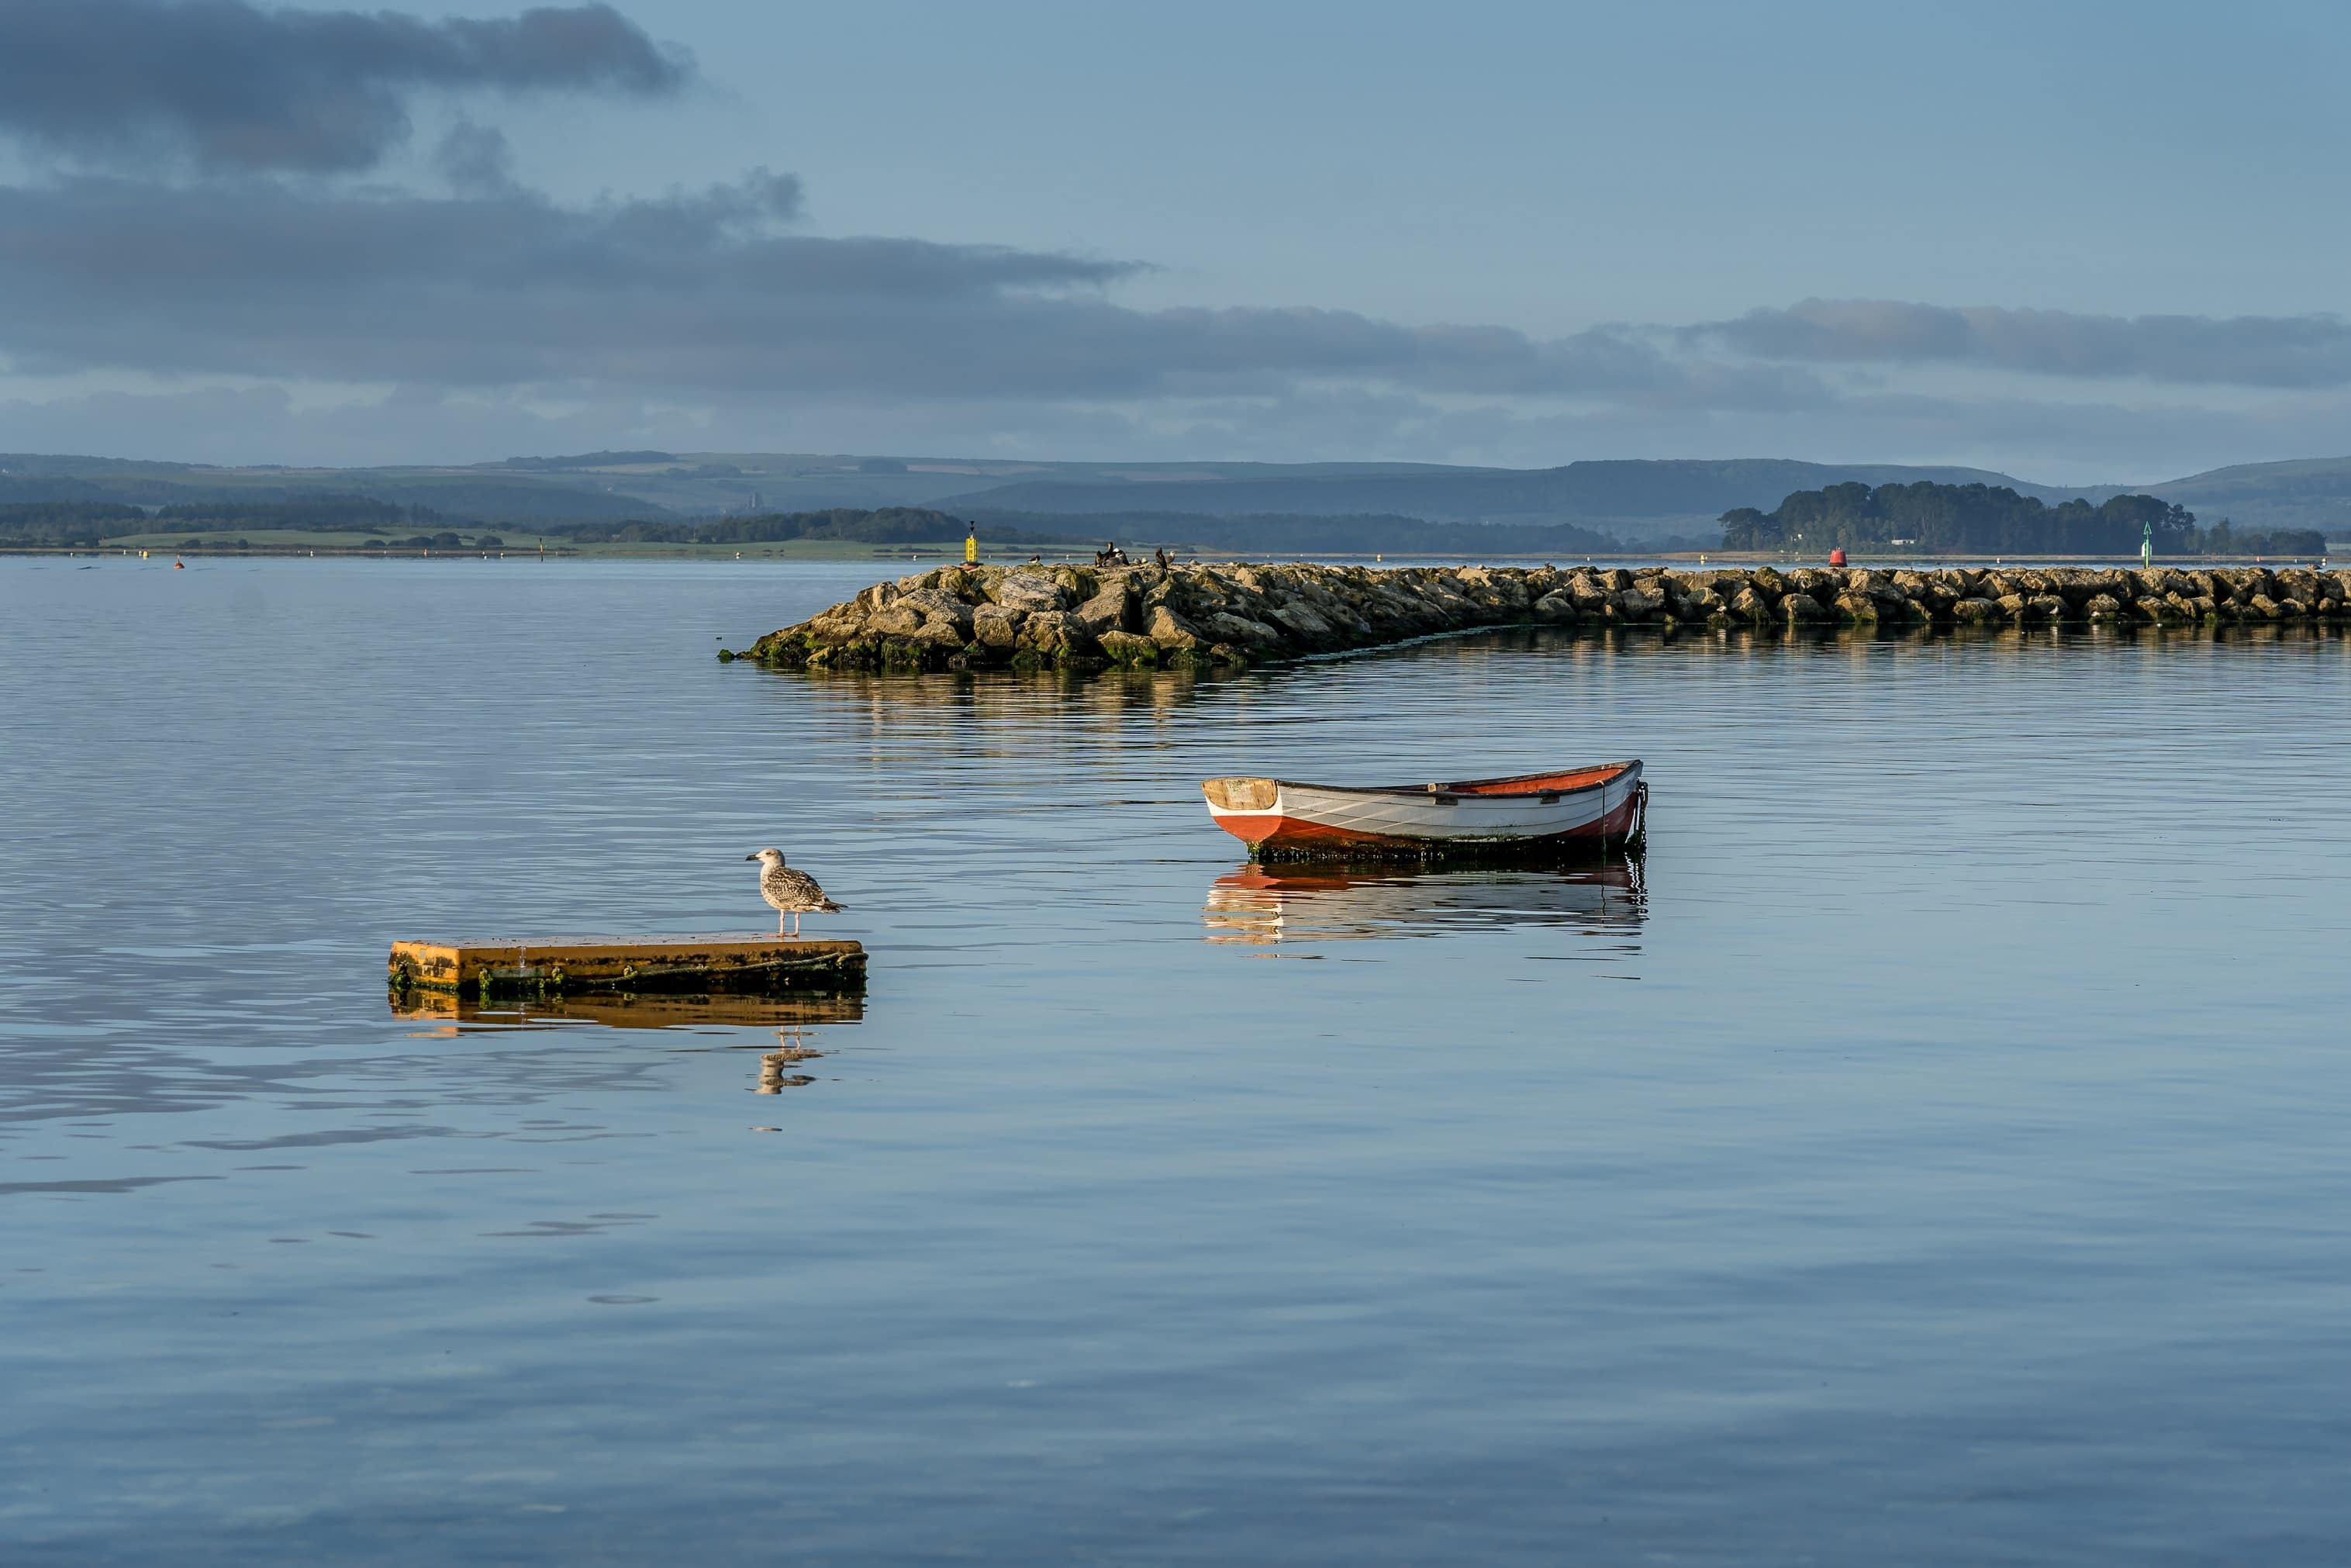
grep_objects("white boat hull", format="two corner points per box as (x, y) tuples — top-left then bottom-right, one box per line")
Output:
(1203, 761), (1644, 858)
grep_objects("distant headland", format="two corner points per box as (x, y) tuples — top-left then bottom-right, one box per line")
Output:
(3, 451), (2346, 558)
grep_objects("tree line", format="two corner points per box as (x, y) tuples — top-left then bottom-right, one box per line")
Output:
(155, 496), (450, 531)
(547, 507), (1082, 546)
(0, 501), (149, 545)
(964, 509), (1623, 556)
(1721, 482), (2325, 557)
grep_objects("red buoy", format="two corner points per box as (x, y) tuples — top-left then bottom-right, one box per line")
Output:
(1828, 547), (1849, 566)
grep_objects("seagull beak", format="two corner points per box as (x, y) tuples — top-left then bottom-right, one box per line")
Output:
(744, 854), (758, 860)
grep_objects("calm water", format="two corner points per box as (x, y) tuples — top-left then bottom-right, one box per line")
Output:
(4, 557), (2349, 1565)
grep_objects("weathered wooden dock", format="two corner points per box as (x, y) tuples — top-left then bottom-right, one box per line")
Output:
(387, 934), (866, 1000)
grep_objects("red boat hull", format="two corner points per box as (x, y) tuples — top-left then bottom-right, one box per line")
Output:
(1203, 761), (1646, 860)
(1213, 789), (1642, 855)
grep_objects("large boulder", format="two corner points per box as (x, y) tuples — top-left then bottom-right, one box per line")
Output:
(1017, 610), (1089, 653)
(1146, 603), (1204, 651)
(1269, 601), (1338, 642)
(1455, 565), (1531, 610)
(806, 606), (872, 644)
(1075, 581), (1137, 637)
(865, 602), (928, 637)
(1952, 597), (2004, 626)
(991, 571), (1068, 613)
(896, 588), (976, 639)
(1201, 610), (1286, 648)
(1780, 592), (1827, 623)
(1097, 630), (1160, 665)
(972, 604), (1026, 648)
(1566, 574), (1613, 611)
(1614, 583), (1667, 620)
(1662, 575), (1722, 618)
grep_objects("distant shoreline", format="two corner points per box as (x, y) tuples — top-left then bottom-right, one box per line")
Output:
(4, 542), (2335, 568)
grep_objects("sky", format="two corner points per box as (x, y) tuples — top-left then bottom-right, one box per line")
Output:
(3, 0), (2350, 479)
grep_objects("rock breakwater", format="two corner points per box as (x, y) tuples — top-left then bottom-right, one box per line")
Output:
(738, 561), (2351, 672)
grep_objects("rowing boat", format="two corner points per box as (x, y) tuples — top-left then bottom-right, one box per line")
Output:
(1201, 761), (1645, 861)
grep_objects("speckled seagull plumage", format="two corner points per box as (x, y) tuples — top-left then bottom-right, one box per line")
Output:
(747, 848), (844, 937)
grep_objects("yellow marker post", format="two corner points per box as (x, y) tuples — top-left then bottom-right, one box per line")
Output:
(965, 526), (979, 565)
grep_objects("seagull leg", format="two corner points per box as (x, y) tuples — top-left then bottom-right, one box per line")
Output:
(776, 913), (787, 936)
(790, 912), (801, 938)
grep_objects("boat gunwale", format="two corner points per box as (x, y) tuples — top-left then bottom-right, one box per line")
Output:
(1211, 759), (1641, 803)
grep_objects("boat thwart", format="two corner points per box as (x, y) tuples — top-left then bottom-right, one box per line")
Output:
(1202, 760), (1645, 861)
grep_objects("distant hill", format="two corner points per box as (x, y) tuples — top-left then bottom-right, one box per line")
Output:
(937, 459), (2079, 544)
(2135, 457), (2351, 538)
(544, 507), (1085, 547)
(0, 465), (658, 522)
(6, 449), (2347, 547)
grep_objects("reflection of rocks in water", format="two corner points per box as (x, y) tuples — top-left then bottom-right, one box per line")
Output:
(1204, 857), (1646, 947)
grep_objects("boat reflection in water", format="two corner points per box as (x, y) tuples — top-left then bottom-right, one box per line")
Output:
(390, 990), (865, 1091)
(1203, 855), (1646, 948)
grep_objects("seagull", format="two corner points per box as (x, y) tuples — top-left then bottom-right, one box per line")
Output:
(747, 848), (844, 938)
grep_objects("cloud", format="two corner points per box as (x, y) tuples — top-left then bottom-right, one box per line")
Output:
(11, 165), (2321, 477)
(0, 174), (1790, 409)
(433, 122), (520, 196)
(1692, 299), (2351, 389)
(0, 0), (2331, 480)
(0, 1), (688, 173)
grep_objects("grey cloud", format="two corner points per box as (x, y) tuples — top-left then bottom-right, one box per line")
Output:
(1693, 299), (2351, 389)
(0, 1), (688, 173)
(0, 176), (1775, 408)
(433, 122), (518, 195)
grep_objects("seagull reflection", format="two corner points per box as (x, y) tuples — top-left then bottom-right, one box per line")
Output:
(390, 990), (862, 1096)
(1203, 857), (1645, 947)
(757, 1024), (826, 1093)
